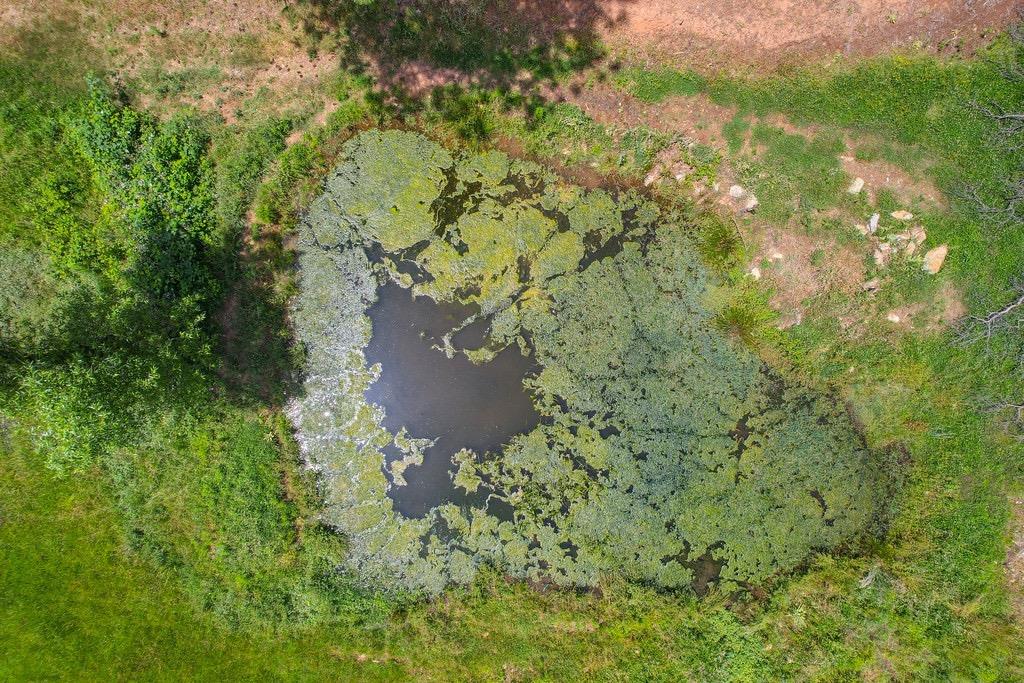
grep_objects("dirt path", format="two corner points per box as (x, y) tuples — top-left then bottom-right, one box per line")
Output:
(601, 0), (1021, 67)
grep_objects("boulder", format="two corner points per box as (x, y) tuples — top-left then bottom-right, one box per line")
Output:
(891, 210), (914, 220)
(868, 213), (880, 234)
(671, 161), (694, 182)
(922, 244), (948, 274)
(847, 177), (865, 194)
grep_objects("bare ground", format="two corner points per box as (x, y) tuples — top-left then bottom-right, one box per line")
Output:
(601, 0), (1021, 68)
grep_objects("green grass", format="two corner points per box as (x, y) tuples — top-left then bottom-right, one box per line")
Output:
(721, 113), (750, 154)
(0, 433), (399, 681)
(738, 123), (848, 222)
(103, 406), (384, 630)
(0, 19), (100, 238)
(615, 47), (1024, 304)
(614, 66), (707, 102)
(3, 419), (1018, 681)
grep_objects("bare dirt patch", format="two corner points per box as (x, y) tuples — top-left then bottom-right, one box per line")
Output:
(601, 0), (1021, 68)
(2, 0), (336, 122)
(933, 280), (967, 329)
(549, 83), (957, 334)
(840, 153), (943, 207)
(557, 82), (736, 147)
(750, 227), (865, 325)
(553, 82), (944, 208)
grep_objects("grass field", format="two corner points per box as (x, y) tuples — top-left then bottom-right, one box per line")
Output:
(1, 5), (1023, 681)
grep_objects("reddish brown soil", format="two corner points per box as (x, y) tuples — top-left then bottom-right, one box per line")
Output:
(601, 0), (1020, 67)
(558, 83), (735, 146)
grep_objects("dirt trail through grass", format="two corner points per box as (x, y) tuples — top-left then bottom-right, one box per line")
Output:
(601, 0), (1019, 66)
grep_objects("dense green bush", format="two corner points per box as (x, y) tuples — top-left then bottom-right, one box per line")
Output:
(72, 77), (219, 308)
(0, 72), (387, 628)
(0, 83), (217, 471)
(212, 116), (294, 234)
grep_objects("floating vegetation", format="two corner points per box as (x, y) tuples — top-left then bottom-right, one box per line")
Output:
(289, 129), (890, 595)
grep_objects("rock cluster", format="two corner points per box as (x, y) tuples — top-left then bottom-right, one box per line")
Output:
(858, 211), (946, 276)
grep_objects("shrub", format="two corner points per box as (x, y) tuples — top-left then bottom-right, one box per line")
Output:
(105, 408), (387, 629)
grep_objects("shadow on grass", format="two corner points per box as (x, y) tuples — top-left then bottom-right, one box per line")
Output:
(215, 222), (302, 409)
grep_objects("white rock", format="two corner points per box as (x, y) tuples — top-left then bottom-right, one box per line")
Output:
(868, 213), (880, 234)
(922, 244), (948, 274)
(855, 223), (869, 236)
(862, 278), (880, 292)
(891, 210), (914, 220)
(770, 251), (784, 261)
(748, 267), (761, 280)
(743, 195), (759, 212)
(643, 169), (660, 187)
(889, 231), (917, 256)
(728, 184), (746, 199)
(886, 312), (901, 323)
(847, 177), (865, 194)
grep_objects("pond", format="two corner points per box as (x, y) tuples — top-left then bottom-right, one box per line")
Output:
(288, 128), (894, 596)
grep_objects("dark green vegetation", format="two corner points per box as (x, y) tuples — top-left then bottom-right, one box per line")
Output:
(0, 36), (381, 632)
(1, 9), (1023, 682)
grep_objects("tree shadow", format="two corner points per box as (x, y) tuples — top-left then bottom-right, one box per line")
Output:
(289, 0), (631, 94)
(215, 223), (302, 409)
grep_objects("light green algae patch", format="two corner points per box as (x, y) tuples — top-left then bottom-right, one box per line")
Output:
(289, 129), (890, 596)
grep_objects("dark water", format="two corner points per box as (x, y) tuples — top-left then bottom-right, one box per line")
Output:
(364, 281), (540, 517)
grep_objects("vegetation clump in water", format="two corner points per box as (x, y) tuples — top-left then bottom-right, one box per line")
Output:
(289, 129), (890, 594)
